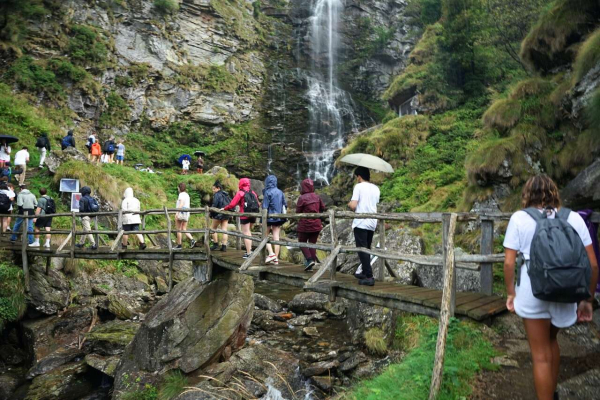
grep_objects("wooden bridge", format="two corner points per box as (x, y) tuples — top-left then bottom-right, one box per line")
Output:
(1, 206), (526, 321)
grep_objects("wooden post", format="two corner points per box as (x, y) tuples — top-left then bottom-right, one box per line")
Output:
(377, 221), (386, 281)
(442, 213), (456, 315)
(235, 206), (241, 250)
(21, 211), (29, 292)
(260, 208), (268, 264)
(480, 219), (494, 296)
(429, 213), (458, 400)
(70, 212), (76, 260)
(94, 216), (99, 252)
(164, 207), (174, 291)
(328, 209), (338, 285)
(203, 206), (213, 282)
(142, 213), (157, 247)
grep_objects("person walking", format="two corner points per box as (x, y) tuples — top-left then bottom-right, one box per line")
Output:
(210, 181), (231, 252)
(104, 136), (116, 163)
(30, 187), (54, 248)
(348, 167), (380, 286)
(75, 186), (98, 250)
(263, 175), (286, 265)
(174, 182), (196, 250)
(296, 178), (326, 271)
(503, 175), (598, 400)
(35, 132), (51, 169)
(9, 185), (36, 245)
(222, 178), (260, 259)
(121, 187), (146, 250)
(91, 141), (102, 164)
(0, 140), (10, 168)
(196, 156), (204, 174)
(0, 180), (15, 234)
(61, 130), (75, 150)
(13, 146), (30, 186)
(116, 140), (125, 165)
(86, 132), (97, 161)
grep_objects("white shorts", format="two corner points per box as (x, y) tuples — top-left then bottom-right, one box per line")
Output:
(515, 266), (577, 328)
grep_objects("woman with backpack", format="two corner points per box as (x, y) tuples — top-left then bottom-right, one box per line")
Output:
(222, 178), (260, 259)
(104, 136), (116, 163)
(209, 181), (231, 252)
(263, 175), (287, 265)
(503, 175), (598, 400)
(296, 178), (326, 271)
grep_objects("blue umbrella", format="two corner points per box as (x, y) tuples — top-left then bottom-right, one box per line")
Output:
(178, 154), (191, 166)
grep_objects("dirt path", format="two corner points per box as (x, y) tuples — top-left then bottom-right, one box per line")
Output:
(471, 310), (600, 400)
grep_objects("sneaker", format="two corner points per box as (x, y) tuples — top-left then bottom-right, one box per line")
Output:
(75, 243), (85, 249)
(265, 254), (277, 264)
(272, 257), (279, 265)
(29, 242), (40, 247)
(91, 245), (98, 250)
(210, 243), (219, 251)
(304, 260), (315, 271)
(220, 245), (227, 252)
(121, 244), (127, 250)
(174, 245), (182, 250)
(358, 277), (375, 286)
(190, 239), (197, 248)
(354, 273), (366, 280)
(6, 227), (11, 232)
(242, 253), (251, 259)
(139, 243), (147, 250)
(44, 243), (51, 248)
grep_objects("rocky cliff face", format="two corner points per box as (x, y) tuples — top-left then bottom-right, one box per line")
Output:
(3, 0), (413, 187)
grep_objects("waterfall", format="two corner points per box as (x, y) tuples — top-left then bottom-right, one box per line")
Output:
(306, 0), (357, 185)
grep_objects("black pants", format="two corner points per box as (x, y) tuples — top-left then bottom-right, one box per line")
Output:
(353, 227), (374, 278)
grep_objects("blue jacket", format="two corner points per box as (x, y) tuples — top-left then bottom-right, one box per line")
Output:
(263, 175), (287, 224)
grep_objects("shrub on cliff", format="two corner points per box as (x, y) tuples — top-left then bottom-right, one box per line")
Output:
(572, 27), (600, 85)
(153, 0), (179, 14)
(0, 262), (26, 331)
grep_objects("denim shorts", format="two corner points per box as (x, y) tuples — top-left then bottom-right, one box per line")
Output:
(116, 155), (124, 161)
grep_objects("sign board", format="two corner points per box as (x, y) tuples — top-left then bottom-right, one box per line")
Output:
(70, 193), (82, 212)
(60, 178), (79, 193)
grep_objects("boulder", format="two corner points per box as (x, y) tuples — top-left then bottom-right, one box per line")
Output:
(252, 310), (288, 332)
(562, 159), (600, 210)
(0, 371), (24, 400)
(253, 293), (283, 313)
(28, 263), (70, 315)
(26, 347), (84, 379)
(107, 294), (144, 320)
(85, 320), (140, 356)
(25, 361), (94, 400)
(345, 300), (397, 346)
(417, 248), (481, 292)
(84, 354), (120, 378)
(311, 376), (333, 392)
(45, 147), (89, 174)
(339, 351), (367, 372)
(113, 271), (254, 396)
(557, 369), (600, 400)
(288, 292), (348, 316)
(301, 360), (339, 377)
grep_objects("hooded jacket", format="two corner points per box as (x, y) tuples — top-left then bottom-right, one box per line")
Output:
(263, 175), (287, 224)
(79, 186), (93, 213)
(121, 187), (142, 225)
(62, 131), (75, 149)
(223, 178), (259, 220)
(211, 188), (231, 221)
(37, 133), (51, 150)
(91, 142), (102, 156)
(296, 178), (326, 232)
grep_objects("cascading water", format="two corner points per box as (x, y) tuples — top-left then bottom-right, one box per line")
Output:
(306, 0), (357, 185)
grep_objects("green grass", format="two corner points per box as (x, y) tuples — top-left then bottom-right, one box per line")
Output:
(158, 370), (188, 400)
(153, 0), (179, 14)
(122, 384), (158, 400)
(364, 328), (388, 356)
(572, 28), (600, 84)
(0, 262), (26, 331)
(68, 24), (110, 69)
(99, 91), (130, 127)
(345, 315), (497, 400)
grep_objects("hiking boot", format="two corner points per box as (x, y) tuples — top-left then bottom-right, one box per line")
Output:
(190, 239), (197, 248)
(174, 245), (182, 250)
(91, 245), (98, 250)
(265, 254), (277, 264)
(75, 243), (85, 249)
(304, 260), (315, 271)
(354, 273), (366, 280)
(358, 277), (375, 286)
(210, 243), (219, 251)
(242, 253), (251, 259)
(139, 243), (147, 250)
(220, 245), (227, 252)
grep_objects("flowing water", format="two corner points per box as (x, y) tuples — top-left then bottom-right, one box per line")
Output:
(306, 0), (358, 185)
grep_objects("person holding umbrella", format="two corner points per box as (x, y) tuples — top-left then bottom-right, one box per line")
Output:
(340, 154), (392, 286)
(0, 136), (15, 168)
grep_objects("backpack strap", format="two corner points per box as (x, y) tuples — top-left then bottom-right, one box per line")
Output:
(556, 207), (571, 220)
(523, 207), (545, 222)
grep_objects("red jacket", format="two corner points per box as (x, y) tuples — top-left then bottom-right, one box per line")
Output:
(296, 178), (326, 233)
(223, 178), (259, 221)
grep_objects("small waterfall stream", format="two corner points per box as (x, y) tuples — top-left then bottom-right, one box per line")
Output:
(306, 0), (357, 185)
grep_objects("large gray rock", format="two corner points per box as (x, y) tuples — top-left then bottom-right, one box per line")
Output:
(44, 147), (89, 174)
(288, 292), (348, 317)
(253, 293), (283, 313)
(557, 369), (600, 400)
(113, 271), (254, 397)
(345, 300), (397, 347)
(25, 361), (94, 400)
(84, 354), (120, 378)
(85, 320), (140, 356)
(26, 347), (84, 379)
(28, 263), (70, 315)
(562, 158), (600, 209)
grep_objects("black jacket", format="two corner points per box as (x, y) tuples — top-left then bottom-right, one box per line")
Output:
(210, 190), (231, 220)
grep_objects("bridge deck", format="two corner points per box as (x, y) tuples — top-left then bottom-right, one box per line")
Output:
(3, 241), (506, 321)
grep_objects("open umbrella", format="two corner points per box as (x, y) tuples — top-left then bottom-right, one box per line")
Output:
(0, 135), (19, 144)
(194, 151), (206, 157)
(339, 153), (394, 173)
(178, 154), (191, 165)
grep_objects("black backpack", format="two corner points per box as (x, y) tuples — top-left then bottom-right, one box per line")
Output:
(0, 192), (10, 213)
(520, 207), (592, 303)
(35, 137), (45, 148)
(44, 197), (56, 214)
(243, 190), (259, 213)
(88, 197), (99, 212)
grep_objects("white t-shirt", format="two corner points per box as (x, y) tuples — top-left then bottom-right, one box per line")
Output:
(503, 209), (592, 259)
(351, 182), (380, 231)
(0, 145), (11, 161)
(14, 149), (29, 166)
(0, 188), (15, 211)
(177, 192), (190, 209)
